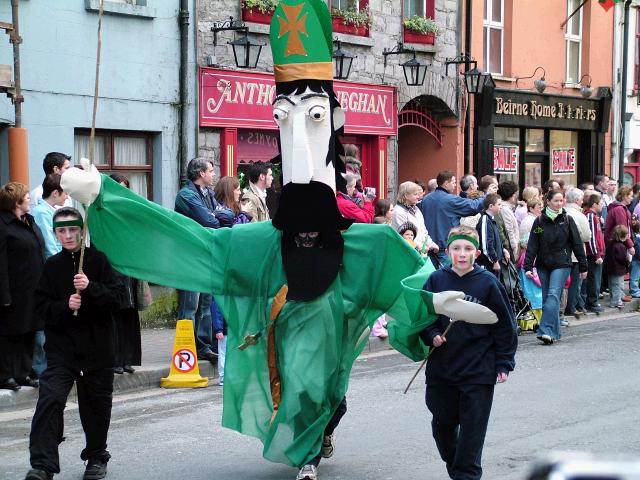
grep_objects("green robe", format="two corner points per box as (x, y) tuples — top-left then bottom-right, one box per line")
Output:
(87, 175), (437, 467)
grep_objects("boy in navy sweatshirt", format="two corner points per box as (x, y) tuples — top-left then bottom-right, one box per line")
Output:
(476, 193), (505, 275)
(420, 226), (517, 480)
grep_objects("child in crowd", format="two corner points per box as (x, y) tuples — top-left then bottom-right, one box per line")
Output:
(629, 220), (640, 298)
(211, 299), (226, 386)
(476, 193), (504, 275)
(420, 226), (517, 480)
(373, 198), (393, 225)
(604, 224), (630, 309)
(583, 192), (605, 313)
(398, 222), (419, 250)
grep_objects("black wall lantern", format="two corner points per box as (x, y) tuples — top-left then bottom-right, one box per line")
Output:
(463, 68), (495, 95)
(212, 16), (264, 69)
(382, 42), (429, 86)
(332, 40), (356, 80)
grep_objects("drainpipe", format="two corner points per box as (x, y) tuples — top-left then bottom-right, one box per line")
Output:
(179, 0), (190, 187)
(8, 0), (29, 185)
(618, 0), (631, 184)
(464, 0), (472, 174)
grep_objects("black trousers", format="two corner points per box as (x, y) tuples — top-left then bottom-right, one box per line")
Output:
(426, 384), (494, 480)
(0, 332), (35, 381)
(307, 397), (347, 467)
(29, 365), (114, 474)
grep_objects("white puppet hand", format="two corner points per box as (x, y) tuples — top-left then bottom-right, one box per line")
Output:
(431, 291), (498, 325)
(60, 158), (101, 206)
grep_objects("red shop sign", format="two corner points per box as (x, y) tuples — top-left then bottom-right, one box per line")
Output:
(199, 67), (397, 136)
(552, 148), (576, 175)
(493, 145), (519, 174)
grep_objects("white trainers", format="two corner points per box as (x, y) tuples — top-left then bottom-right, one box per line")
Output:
(321, 433), (335, 458)
(296, 464), (317, 480)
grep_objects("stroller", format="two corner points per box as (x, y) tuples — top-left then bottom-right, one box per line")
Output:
(500, 259), (538, 335)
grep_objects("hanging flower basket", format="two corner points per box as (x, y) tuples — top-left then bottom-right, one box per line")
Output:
(330, 7), (371, 37)
(241, 0), (278, 24)
(403, 15), (439, 45)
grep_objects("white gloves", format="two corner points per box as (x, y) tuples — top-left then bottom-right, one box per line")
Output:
(61, 158), (102, 206)
(431, 291), (498, 325)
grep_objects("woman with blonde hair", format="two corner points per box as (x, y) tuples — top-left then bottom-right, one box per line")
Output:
(391, 181), (438, 254)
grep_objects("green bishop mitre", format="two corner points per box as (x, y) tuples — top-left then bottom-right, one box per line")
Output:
(270, 0), (333, 83)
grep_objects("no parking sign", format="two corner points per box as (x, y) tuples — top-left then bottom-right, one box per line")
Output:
(173, 348), (196, 373)
(160, 320), (209, 388)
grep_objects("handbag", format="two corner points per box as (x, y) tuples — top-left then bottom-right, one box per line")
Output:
(136, 280), (152, 311)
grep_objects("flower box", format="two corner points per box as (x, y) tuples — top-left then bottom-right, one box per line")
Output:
(242, 7), (274, 24)
(403, 29), (435, 45)
(331, 17), (369, 37)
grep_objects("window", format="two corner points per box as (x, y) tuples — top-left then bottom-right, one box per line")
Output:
(483, 0), (504, 75)
(404, 0), (425, 17)
(74, 130), (153, 199)
(332, 0), (358, 9)
(565, 0), (582, 85)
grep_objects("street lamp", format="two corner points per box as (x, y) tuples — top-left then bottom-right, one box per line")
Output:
(463, 68), (495, 95)
(579, 74), (593, 98)
(382, 42), (429, 86)
(212, 16), (264, 69)
(332, 40), (356, 80)
(515, 66), (547, 93)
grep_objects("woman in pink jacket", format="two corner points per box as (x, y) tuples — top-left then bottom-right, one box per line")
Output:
(336, 173), (374, 223)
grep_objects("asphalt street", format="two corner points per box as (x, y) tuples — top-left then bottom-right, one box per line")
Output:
(1, 316), (640, 480)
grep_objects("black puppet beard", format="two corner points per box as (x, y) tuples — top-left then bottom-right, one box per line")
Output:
(281, 230), (344, 301)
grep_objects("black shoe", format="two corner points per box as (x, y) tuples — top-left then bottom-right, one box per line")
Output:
(113, 367), (124, 375)
(122, 365), (135, 374)
(25, 468), (53, 480)
(197, 351), (217, 365)
(0, 378), (21, 391)
(587, 306), (605, 313)
(16, 376), (39, 388)
(83, 460), (107, 480)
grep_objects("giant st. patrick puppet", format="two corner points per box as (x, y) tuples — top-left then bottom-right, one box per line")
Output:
(61, 1), (497, 479)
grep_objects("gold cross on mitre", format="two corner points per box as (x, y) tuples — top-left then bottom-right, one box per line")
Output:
(278, 3), (308, 57)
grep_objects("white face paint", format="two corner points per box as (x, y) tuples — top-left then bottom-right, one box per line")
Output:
(273, 87), (345, 192)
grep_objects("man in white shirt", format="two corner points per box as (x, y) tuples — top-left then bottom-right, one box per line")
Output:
(30, 153), (72, 209)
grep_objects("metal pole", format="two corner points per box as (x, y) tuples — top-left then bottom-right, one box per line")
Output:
(10, 0), (22, 128)
(179, 0), (190, 187)
(464, 0), (472, 173)
(618, 0), (631, 184)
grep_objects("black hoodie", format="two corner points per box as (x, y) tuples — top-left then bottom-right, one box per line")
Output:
(420, 265), (517, 385)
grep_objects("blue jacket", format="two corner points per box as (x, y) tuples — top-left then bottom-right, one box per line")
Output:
(31, 198), (62, 259)
(633, 233), (640, 262)
(419, 187), (484, 249)
(476, 211), (503, 267)
(174, 181), (234, 228)
(420, 265), (517, 385)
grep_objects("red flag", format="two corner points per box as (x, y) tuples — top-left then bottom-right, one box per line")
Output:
(599, 0), (622, 11)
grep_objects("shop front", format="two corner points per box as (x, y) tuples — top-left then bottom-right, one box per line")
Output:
(199, 68), (397, 199)
(474, 88), (612, 188)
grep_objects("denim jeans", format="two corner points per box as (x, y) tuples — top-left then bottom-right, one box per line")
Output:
(217, 335), (227, 384)
(609, 275), (624, 307)
(32, 330), (47, 377)
(537, 267), (571, 340)
(565, 263), (585, 314)
(630, 260), (640, 297)
(177, 290), (214, 355)
(585, 257), (603, 308)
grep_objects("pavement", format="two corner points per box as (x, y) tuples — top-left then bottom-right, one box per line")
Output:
(2, 295), (638, 412)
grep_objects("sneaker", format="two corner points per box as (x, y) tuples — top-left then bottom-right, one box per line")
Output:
(560, 319), (570, 327)
(321, 433), (335, 458)
(25, 469), (53, 480)
(538, 334), (554, 345)
(296, 464), (317, 480)
(622, 295), (632, 302)
(587, 305), (604, 313)
(197, 351), (218, 365)
(83, 460), (107, 480)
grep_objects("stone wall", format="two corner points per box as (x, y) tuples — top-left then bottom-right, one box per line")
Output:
(197, 0), (462, 197)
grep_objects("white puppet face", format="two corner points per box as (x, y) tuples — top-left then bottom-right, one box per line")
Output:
(272, 87), (345, 191)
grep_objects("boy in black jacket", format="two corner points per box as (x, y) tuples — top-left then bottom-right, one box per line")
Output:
(25, 207), (125, 480)
(476, 193), (505, 275)
(420, 226), (517, 480)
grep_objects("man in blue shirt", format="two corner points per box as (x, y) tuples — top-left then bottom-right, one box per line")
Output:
(419, 170), (484, 264)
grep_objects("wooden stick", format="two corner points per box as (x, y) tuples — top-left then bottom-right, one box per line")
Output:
(403, 322), (454, 394)
(73, 0), (103, 316)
